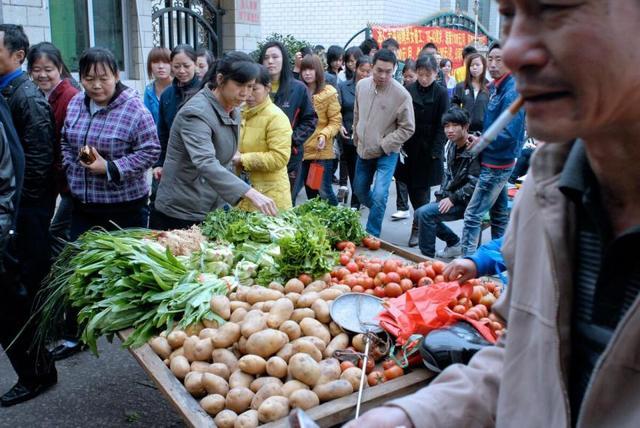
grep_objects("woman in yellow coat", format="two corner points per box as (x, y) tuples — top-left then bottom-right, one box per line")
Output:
(234, 65), (293, 211)
(294, 54), (342, 205)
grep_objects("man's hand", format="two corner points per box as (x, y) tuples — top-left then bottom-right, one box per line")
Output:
(343, 407), (413, 428)
(317, 135), (326, 151)
(80, 147), (107, 175)
(152, 167), (163, 180)
(466, 134), (480, 150)
(438, 197), (454, 214)
(244, 188), (278, 216)
(444, 258), (478, 283)
(340, 126), (349, 139)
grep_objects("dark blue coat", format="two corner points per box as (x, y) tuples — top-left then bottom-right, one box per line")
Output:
(337, 78), (356, 145)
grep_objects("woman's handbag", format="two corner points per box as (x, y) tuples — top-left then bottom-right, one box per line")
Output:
(306, 161), (324, 190)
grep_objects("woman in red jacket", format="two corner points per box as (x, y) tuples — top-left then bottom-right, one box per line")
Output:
(27, 42), (79, 257)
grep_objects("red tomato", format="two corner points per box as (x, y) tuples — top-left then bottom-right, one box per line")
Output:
(417, 277), (434, 287)
(400, 278), (413, 292)
(352, 285), (365, 293)
(346, 261), (359, 273)
(424, 265), (436, 279)
(373, 286), (386, 298)
(367, 370), (385, 386)
(382, 360), (397, 370)
(383, 365), (404, 380)
(345, 242), (356, 252)
(364, 289), (375, 295)
(337, 267), (350, 280)
(362, 236), (373, 248)
(409, 268), (426, 284)
(359, 358), (375, 374)
(363, 277), (374, 290)
(385, 272), (401, 284)
(298, 274), (312, 286)
(336, 241), (351, 251)
(397, 267), (409, 279)
(452, 305), (466, 314)
(373, 272), (387, 287)
(384, 282), (403, 298)
(340, 253), (351, 266)
(366, 263), (382, 278)
(383, 259), (398, 274)
(345, 275), (358, 288)
(340, 361), (355, 371)
(465, 309), (480, 321)
(432, 261), (446, 275)
(368, 238), (381, 250)
(434, 275), (445, 283)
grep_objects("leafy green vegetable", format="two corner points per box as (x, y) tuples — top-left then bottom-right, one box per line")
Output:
(293, 198), (366, 244)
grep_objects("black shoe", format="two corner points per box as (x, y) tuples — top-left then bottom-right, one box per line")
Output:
(1, 375), (57, 407)
(408, 229), (419, 247)
(50, 342), (83, 361)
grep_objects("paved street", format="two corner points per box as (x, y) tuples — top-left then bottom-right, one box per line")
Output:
(0, 181), (489, 427)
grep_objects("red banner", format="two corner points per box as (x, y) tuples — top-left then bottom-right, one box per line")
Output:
(371, 25), (488, 69)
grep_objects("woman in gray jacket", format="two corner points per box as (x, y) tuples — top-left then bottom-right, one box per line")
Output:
(151, 52), (277, 230)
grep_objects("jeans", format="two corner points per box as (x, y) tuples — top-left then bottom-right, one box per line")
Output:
(353, 152), (399, 237)
(407, 186), (431, 228)
(295, 159), (339, 206)
(460, 166), (513, 256)
(340, 144), (360, 208)
(395, 180), (409, 211)
(416, 202), (465, 257)
(149, 210), (199, 231)
(49, 193), (73, 258)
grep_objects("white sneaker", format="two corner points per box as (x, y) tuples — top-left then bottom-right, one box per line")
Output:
(391, 210), (410, 220)
(436, 244), (462, 259)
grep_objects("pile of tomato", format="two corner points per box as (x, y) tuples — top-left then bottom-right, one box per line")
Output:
(447, 278), (505, 337)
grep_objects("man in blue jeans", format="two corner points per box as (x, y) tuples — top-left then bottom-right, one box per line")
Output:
(460, 42), (525, 256)
(415, 107), (480, 258)
(352, 49), (415, 236)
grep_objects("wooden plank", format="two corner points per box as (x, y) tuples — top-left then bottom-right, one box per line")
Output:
(379, 239), (430, 264)
(117, 329), (215, 428)
(262, 369), (435, 428)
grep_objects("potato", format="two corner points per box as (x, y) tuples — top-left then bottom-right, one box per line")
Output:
(212, 349), (238, 372)
(209, 362), (231, 380)
(324, 333), (350, 359)
(238, 355), (267, 375)
(149, 336), (172, 360)
(312, 379), (353, 402)
(296, 292), (320, 308)
(279, 320), (302, 341)
(209, 295), (231, 320)
(291, 308), (315, 323)
(185, 322), (204, 337)
(276, 343), (295, 362)
(167, 330), (188, 349)
(310, 299), (331, 324)
(245, 329), (289, 358)
(184, 371), (206, 397)
(303, 280), (327, 294)
(203, 318), (220, 329)
(251, 302), (266, 312)
(249, 377), (283, 393)
(329, 322), (343, 337)
(251, 383), (283, 410)
(268, 281), (285, 292)
(257, 396), (290, 423)
(319, 288), (343, 301)
(236, 336), (248, 355)
(316, 358), (341, 385)
(289, 389), (320, 410)
(241, 310), (268, 339)
(291, 338), (322, 362)
(193, 338), (214, 361)
(330, 284), (351, 293)
(230, 307), (248, 323)
(340, 367), (363, 391)
(267, 298), (295, 329)
(191, 361), (211, 373)
(299, 318), (331, 345)
(214, 409), (238, 428)
(226, 387), (255, 413)
(229, 370), (254, 389)
(266, 356), (288, 378)
(164, 359), (170, 367)
(285, 292), (301, 306)
(230, 301), (251, 311)
(229, 292), (238, 300)
(288, 353), (321, 386)
(183, 335), (200, 362)
(285, 278), (305, 294)
(281, 380), (309, 398)
(212, 322), (241, 348)
(170, 347), (184, 360)
(202, 372), (230, 396)
(200, 394), (226, 416)
(199, 328), (218, 340)
(235, 409), (259, 428)
(170, 355), (190, 379)
(352, 334), (366, 352)
(245, 286), (284, 304)
(235, 285), (251, 302)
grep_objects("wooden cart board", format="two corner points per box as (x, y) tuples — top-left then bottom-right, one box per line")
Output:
(118, 240), (434, 428)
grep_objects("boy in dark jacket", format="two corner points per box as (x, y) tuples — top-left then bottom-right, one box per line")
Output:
(415, 107), (480, 258)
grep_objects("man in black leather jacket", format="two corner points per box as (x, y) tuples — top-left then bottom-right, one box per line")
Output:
(0, 24), (57, 407)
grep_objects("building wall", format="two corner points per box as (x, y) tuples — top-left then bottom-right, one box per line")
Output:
(220, 0), (263, 53)
(2, 0), (51, 43)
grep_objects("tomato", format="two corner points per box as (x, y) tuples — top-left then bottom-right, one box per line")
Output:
(432, 260), (446, 275)
(424, 265), (436, 279)
(336, 241), (351, 251)
(359, 358), (375, 374)
(345, 275), (358, 289)
(383, 259), (398, 274)
(490, 321), (503, 332)
(470, 286), (484, 305)
(298, 274), (312, 286)
(366, 263), (382, 278)
(373, 272), (387, 287)
(364, 289), (375, 295)
(400, 278), (413, 292)
(373, 286), (386, 298)
(367, 370), (385, 386)
(345, 242), (356, 252)
(409, 268), (426, 284)
(384, 282), (403, 298)
(479, 293), (497, 308)
(485, 281), (497, 293)
(337, 267), (350, 280)
(383, 365), (404, 380)
(479, 317), (491, 324)
(352, 285), (365, 293)
(363, 277), (374, 290)
(357, 260), (366, 270)
(474, 304), (489, 318)
(368, 238), (381, 250)
(397, 266), (409, 279)
(346, 261), (359, 273)
(339, 253), (351, 266)
(382, 360), (397, 370)
(417, 277), (434, 287)
(362, 236), (373, 248)
(385, 271), (401, 284)
(465, 309), (480, 321)
(434, 275), (445, 283)
(452, 304), (466, 314)
(340, 361), (355, 371)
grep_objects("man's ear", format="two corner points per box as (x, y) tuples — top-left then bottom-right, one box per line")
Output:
(13, 49), (25, 66)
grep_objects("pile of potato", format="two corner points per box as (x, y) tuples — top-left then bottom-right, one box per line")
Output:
(149, 277), (368, 427)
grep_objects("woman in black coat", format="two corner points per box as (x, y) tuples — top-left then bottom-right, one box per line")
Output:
(451, 53), (490, 134)
(395, 54), (449, 246)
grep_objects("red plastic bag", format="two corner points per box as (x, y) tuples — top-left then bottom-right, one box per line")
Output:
(378, 282), (496, 345)
(306, 162), (324, 190)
